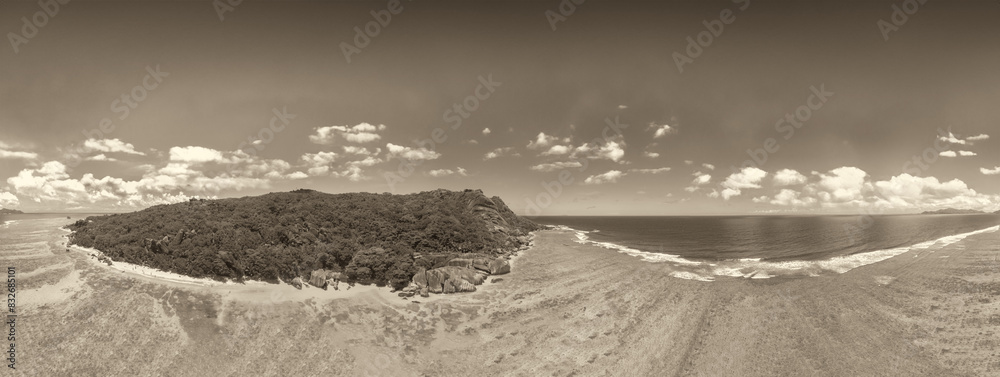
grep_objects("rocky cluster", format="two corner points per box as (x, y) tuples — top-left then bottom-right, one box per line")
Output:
(289, 269), (343, 290)
(399, 255), (514, 298)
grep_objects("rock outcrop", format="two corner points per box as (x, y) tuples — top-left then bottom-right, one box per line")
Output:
(412, 265), (490, 295)
(308, 269), (342, 289)
(291, 277), (304, 290)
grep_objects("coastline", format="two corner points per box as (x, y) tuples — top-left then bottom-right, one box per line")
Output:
(9, 217), (1000, 375)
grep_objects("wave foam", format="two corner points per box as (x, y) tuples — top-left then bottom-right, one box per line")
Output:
(555, 224), (999, 282)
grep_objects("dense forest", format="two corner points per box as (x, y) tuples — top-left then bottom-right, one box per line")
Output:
(67, 189), (539, 289)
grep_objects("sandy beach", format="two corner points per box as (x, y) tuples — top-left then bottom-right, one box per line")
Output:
(5, 218), (1000, 376)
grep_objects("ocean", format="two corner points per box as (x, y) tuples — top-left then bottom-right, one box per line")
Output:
(529, 214), (1000, 281)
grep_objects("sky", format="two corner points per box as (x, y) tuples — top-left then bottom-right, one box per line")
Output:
(1, 0), (999, 215)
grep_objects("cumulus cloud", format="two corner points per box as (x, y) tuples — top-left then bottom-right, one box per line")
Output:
(773, 169), (808, 186)
(0, 192), (19, 207)
(702, 163), (715, 171)
(647, 123), (676, 138)
(643, 151), (660, 158)
(310, 123), (386, 144)
(872, 174), (996, 209)
(768, 189), (817, 207)
(300, 152), (339, 176)
(482, 128), (491, 135)
(427, 167), (468, 177)
(718, 167), (767, 200)
(811, 166), (868, 204)
(583, 170), (624, 185)
(629, 167), (671, 174)
(529, 161), (582, 172)
(982, 166), (1000, 175)
(386, 143), (441, 161)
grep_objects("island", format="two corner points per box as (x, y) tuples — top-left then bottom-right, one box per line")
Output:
(921, 208), (985, 215)
(66, 189), (540, 297)
(0, 208), (24, 214)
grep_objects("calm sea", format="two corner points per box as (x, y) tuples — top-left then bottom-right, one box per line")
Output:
(529, 214), (1000, 280)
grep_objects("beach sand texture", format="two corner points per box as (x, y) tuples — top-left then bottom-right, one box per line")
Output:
(3, 218), (999, 376)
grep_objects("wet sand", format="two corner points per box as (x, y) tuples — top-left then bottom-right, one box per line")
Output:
(4, 218), (1000, 376)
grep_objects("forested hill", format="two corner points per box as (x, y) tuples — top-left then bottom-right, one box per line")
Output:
(67, 189), (540, 288)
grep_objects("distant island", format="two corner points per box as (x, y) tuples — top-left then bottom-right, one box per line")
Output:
(921, 208), (985, 215)
(67, 189), (540, 295)
(0, 208), (24, 214)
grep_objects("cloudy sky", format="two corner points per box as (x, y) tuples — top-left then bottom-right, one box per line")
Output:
(1, 0), (998, 215)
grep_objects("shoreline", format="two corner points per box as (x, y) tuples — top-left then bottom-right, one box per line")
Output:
(552, 223), (1000, 281)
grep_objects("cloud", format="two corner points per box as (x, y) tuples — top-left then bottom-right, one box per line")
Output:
(872, 174), (996, 209)
(617, 105), (628, 109)
(527, 132), (564, 150)
(720, 167), (767, 200)
(583, 170), (624, 185)
(629, 167), (671, 174)
(310, 123), (386, 144)
(83, 138), (144, 155)
(386, 143), (440, 161)
(570, 137), (625, 162)
(0, 149), (38, 160)
(643, 151), (659, 158)
(684, 160), (693, 165)
(939, 131), (989, 145)
(482, 128), (491, 135)
(342, 146), (380, 157)
(541, 145), (572, 156)
(811, 166), (868, 204)
(647, 123), (676, 138)
(85, 154), (117, 162)
(684, 172), (712, 192)
(967, 134), (989, 141)
(529, 161), (582, 172)
(768, 189), (817, 207)
(939, 150), (976, 157)
(483, 147), (518, 160)
(300, 152), (339, 176)
(982, 166), (1000, 175)
(773, 169), (807, 186)
(427, 167), (468, 177)
(702, 163), (715, 171)
(0, 192), (19, 207)
(169, 146), (225, 163)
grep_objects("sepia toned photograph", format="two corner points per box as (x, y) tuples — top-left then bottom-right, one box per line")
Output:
(1, 0), (999, 375)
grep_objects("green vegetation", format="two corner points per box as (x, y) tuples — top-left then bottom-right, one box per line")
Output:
(67, 189), (538, 289)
